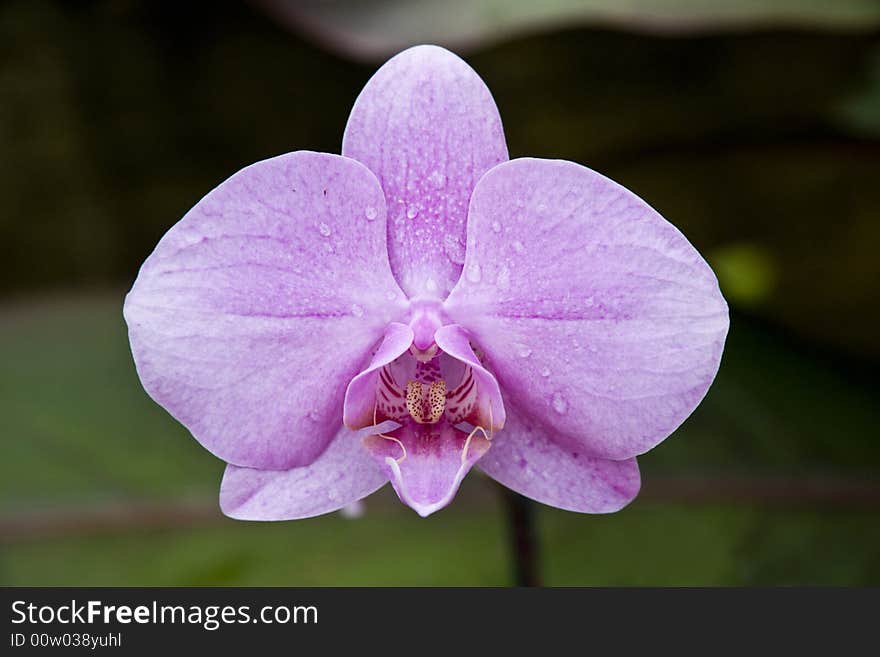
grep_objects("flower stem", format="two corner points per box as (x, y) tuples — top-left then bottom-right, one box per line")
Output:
(501, 486), (541, 587)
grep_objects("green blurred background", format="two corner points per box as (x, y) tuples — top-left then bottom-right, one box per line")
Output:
(1, 0), (878, 586)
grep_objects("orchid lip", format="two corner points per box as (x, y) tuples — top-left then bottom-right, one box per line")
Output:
(346, 323), (504, 516)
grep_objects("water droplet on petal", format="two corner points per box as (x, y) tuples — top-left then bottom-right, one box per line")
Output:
(386, 290), (398, 301)
(425, 278), (438, 293)
(428, 170), (446, 189)
(406, 205), (419, 219)
(443, 234), (466, 265)
(515, 343), (532, 358)
(540, 367), (551, 377)
(318, 222), (331, 237)
(491, 220), (502, 233)
(584, 296), (594, 308)
(512, 241), (525, 254)
(496, 265), (510, 290)
(551, 392), (568, 414)
(350, 303), (364, 317)
(364, 206), (378, 221)
(308, 409), (321, 421)
(466, 263), (482, 283)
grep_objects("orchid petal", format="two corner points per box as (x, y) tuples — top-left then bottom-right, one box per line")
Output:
(124, 151), (407, 469)
(343, 322), (414, 430)
(479, 405), (640, 513)
(364, 421), (490, 517)
(342, 45), (508, 299)
(446, 158), (728, 460)
(220, 425), (390, 521)
(433, 324), (505, 431)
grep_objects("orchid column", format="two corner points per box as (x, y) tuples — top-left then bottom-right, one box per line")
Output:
(124, 46), (728, 523)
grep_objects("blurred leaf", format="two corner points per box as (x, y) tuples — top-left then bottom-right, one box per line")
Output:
(260, 0), (880, 60)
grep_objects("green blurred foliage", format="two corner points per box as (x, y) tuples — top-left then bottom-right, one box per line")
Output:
(3, 504), (878, 585)
(266, 0), (880, 60)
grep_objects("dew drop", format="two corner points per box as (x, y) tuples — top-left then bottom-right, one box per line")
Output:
(350, 303), (364, 317)
(540, 367), (551, 378)
(364, 206), (378, 221)
(428, 170), (447, 189)
(551, 392), (568, 415)
(496, 265), (510, 290)
(491, 220), (502, 233)
(515, 343), (532, 358)
(425, 278), (438, 293)
(512, 241), (525, 254)
(443, 234), (466, 265)
(318, 222), (331, 237)
(308, 409), (321, 421)
(466, 263), (482, 283)
(406, 205), (419, 219)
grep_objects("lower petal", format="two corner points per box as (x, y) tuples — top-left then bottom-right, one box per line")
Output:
(479, 404), (640, 513)
(363, 421), (490, 517)
(220, 425), (389, 521)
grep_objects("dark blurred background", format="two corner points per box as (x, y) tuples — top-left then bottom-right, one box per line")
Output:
(1, 0), (878, 585)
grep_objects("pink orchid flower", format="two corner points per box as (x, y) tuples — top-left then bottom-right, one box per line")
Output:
(124, 45), (728, 518)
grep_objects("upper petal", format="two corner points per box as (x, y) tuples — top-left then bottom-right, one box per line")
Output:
(220, 424), (391, 521)
(445, 158), (729, 460)
(342, 45), (508, 299)
(479, 403), (640, 514)
(124, 151), (407, 469)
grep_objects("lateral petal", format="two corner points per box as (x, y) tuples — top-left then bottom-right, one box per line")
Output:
(125, 151), (406, 469)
